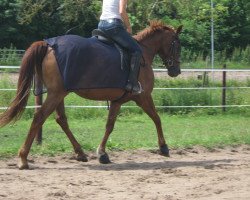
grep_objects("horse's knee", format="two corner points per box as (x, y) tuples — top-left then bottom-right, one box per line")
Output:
(32, 111), (45, 126)
(56, 115), (65, 124)
(56, 115), (68, 129)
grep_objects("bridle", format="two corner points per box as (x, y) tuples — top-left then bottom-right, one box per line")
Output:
(137, 32), (181, 69)
(162, 36), (180, 69)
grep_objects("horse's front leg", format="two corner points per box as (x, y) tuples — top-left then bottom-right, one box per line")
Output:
(97, 101), (121, 164)
(135, 95), (170, 157)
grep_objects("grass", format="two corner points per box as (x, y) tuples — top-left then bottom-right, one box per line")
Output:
(1, 76), (250, 117)
(0, 62), (250, 157)
(0, 113), (249, 157)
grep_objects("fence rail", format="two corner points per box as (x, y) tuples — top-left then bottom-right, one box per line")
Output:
(1, 65), (250, 110)
(154, 69), (250, 72)
(1, 86), (250, 91)
(1, 104), (250, 110)
(0, 66), (20, 69)
(1, 65), (250, 72)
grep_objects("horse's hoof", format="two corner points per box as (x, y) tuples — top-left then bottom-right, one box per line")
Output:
(18, 163), (29, 170)
(99, 153), (111, 164)
(76, 154), (88, 162)
(160, 144), (170, 157)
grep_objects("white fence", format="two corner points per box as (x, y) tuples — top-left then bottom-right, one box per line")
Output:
(1, 66), (250, 110)
(2, 66), (250, 72)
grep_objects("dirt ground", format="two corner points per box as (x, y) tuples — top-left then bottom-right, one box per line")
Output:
(154, 71), (250, 81)
(0, 145), (250, 200)
(1, 70), (250, 83)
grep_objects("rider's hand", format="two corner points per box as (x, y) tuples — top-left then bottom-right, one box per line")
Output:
(127, 26), (132, 34)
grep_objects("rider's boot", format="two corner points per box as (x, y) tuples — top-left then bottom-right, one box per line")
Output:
(125, 52), (143, 94)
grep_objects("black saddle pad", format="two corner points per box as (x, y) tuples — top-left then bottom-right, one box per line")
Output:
(44, 35), (129, 91)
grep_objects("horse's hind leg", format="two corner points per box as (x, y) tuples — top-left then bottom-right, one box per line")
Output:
(97, 101), (121, 164)
(18, 92), (65, 170)
(55, 100), (87, 162)
(135, 95), (169, 157)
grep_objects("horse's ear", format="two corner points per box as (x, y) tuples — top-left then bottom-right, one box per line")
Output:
(176, 25), (183, 34)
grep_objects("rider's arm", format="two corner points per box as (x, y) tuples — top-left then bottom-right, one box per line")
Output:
(119, 0), (132, 34)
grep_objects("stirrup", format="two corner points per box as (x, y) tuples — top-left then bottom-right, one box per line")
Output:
(126, 81), (143, 95)
(132, 81), (143, 94)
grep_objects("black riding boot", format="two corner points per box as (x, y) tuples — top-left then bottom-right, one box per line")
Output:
(125, 52), (143, 94)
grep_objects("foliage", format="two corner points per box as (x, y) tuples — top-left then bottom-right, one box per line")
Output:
(0, 45), (22, 67)
(0, 0), (249, 56)
(0, 0), (23, 47)
(0, 76), (249, 119)
(1, 44), (250, 69)
(56, 0), (101, 36)
(17, 0), (65, 47)
(0, 75), (16, 106)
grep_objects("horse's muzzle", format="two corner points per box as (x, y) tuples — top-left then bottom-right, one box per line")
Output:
(168, 67), (181, 77)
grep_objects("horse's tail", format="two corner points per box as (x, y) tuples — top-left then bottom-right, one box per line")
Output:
(0, 41), (48, 127)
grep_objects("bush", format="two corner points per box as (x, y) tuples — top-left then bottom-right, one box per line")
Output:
(1, 46), (250, 70)
(1, 72), (249, 119)
(180, 46), (250, 69)
(0, 75), (16, 107)
(0, 46), (23, 73)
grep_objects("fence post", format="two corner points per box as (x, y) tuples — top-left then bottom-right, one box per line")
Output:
(35, 74), (43, 144)
(222, 64), (227, 112)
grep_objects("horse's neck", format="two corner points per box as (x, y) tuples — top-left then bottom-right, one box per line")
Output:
(139, 34), (162, 66)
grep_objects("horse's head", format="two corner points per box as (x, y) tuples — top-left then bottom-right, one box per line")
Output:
(158, 25), (182, 77)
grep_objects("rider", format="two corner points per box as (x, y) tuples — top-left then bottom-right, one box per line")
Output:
(98, 0), (143, 94)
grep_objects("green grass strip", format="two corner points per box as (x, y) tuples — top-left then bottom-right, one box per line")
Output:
(0, 114), (249, 157)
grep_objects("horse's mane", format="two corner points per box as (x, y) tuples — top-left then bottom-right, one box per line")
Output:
(134, 20), (175, 41)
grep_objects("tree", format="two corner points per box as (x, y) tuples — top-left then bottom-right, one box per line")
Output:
(15, 0), (101, 47)
(57, 0), (101, 36)
(222, 0), (250, 56)
(17, 0), (65, 48)
(0, 0), (22, 48)
(0, 0), (249, 57)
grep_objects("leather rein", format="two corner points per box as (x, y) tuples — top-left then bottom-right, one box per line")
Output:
(163, 36), (180, 69)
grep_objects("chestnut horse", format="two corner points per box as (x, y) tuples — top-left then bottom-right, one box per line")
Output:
(0, 21), (182, 169)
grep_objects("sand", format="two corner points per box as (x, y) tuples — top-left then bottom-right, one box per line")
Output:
(0, 145), (250, 200)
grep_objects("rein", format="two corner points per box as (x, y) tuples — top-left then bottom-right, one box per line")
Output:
(164, 36), (180, 68)
(137, 33), (180, 70)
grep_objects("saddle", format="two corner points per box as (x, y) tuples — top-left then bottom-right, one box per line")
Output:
(44, 34), (131, 92)
(92, 29), (130, 70)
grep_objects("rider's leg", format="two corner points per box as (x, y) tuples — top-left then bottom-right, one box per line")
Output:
(124, 51), (142, 93)
(111, 28), (143, 93)
(98, 21), (143, 94)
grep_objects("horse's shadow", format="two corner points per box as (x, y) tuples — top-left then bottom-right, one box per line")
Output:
(4, 156), (237, 171)
(85, 159), (236, 171)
